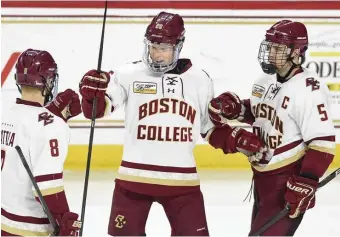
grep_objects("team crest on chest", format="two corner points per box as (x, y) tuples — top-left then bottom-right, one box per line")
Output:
(133, 81), (157, 94)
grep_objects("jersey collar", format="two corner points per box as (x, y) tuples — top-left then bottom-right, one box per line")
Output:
(16, 98), (43, 107)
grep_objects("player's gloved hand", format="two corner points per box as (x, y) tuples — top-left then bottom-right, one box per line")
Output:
(227, 127), (267, 157)
(79, 69), (111, 101)
(284, 175), (318, 218)
(46, 89), (82, 122)
(208, 92), (245, 125)
(56, 212), (82, 236)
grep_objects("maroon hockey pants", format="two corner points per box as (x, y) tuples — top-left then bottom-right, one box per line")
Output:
(248, 164), (304, 236)
(1, 230), (18, 236)
(107, 183), (209, 236)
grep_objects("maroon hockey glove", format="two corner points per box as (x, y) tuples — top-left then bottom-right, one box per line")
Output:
(56, 212), (82, 236)
(208, 92), (243, 124)
(79, 69), (111, 101)
(285, 175), (318, 218)
(228, 127), (266, 154)
(46, 89), (82, 122)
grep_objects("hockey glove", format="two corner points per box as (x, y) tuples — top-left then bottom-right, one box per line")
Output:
(229, 127), (266, 155)
(46, 89), (82, 122)
(79, 69), (111, 101)
(208, 92), (244, 125)
(284, 175), (318, 218)
(56, 212), (82, 236)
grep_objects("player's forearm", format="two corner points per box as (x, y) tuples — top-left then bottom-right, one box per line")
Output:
(239, 99), (255, 125)
(300, 135), (336, 179)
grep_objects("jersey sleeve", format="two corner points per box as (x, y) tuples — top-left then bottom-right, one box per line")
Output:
(29, 121), (70, 198)
(103, 69), (129, 116)
(200, 70), (215, 135)
(292, 81), (335, 145)
(291, 79), (335, 178)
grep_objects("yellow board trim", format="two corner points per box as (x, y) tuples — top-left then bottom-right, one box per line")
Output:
(309, 52), (340, 57)
(327, 83), (340, 92)
(65, 144), (340, 170)
(1, 224), (50, 236)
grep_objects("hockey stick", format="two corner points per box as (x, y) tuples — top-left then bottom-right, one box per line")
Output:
(251, 167), (340, 236)
(15, 145), (59, 235)
(79, 1), (108, 236)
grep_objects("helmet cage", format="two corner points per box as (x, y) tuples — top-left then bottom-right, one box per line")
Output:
(143, 38), (183, 74)
(43, 73), (59, 105)
(258, 40), (294, 75)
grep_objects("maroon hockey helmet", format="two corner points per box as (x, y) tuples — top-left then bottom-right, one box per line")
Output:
(258, 20), (309, 75)
(143, 11), (185, 74)
(15, 49), (59, 104)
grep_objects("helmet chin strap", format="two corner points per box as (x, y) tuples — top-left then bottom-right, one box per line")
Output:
(276, 56), (303, 83)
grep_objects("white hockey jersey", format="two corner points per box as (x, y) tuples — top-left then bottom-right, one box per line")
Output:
(1, 99), (70, 236)
(103, 60), (214, 194)
(249, 68), (336, 172)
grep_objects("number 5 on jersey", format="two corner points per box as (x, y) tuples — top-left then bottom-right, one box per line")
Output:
(317, 104), (328, 121)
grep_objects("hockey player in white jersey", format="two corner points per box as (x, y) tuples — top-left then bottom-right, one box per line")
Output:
(1, 49), (82, 236)
(208, 20), (336, 235)
(79, 11), (266, 236)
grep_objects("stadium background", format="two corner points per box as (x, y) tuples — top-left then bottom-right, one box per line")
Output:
(2, 0), (340, 171)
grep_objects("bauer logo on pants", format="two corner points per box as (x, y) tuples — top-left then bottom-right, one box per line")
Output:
(133, 82), (157, 94)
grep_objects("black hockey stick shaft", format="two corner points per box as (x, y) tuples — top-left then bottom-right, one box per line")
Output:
(15, 145), (59, 235)
(79, 1), (108, 236)
(251, 167), (340, 236)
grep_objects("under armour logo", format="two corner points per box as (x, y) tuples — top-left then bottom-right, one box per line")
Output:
(166, 76), (178, 85)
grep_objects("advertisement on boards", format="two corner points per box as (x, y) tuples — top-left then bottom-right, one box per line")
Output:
(305, 34), (340, 122)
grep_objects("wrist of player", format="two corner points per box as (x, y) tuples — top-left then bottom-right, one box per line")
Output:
(45, 102), (66, 122)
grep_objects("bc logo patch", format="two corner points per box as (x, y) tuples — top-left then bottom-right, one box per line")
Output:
(115, 215), (126, 228)
(252, 84), (265, 98)
(133, 82), (157, 94)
